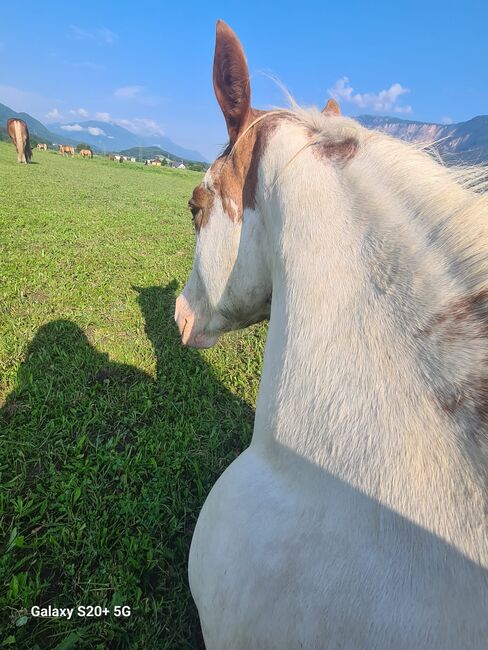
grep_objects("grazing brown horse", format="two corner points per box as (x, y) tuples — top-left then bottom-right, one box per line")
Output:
(36, 143), (48, 151)
(7, 118), (32, 163)
(79, 149), (93, 159)
(59, 145), (75, 157)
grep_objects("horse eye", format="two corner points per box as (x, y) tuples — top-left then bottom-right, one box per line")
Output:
(189, 203), (201, 223)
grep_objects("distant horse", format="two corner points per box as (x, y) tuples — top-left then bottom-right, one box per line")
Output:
(36, 143), (48, 151)
(59, 145), (74, 157)
(7, 118), (32, 163)
(79, 149), (92, 159)
(175, 21), (488, 650)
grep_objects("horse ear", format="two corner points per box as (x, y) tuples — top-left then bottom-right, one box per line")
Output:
(213, 20), (251, 146)
(322, 99), (341, 116)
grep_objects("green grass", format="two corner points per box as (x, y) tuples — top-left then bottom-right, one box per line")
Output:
(0, 144), (267, 648)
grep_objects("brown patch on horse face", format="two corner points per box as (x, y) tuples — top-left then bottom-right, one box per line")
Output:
(421, 290), (488, 442)
(189, 184), (215, 232)
(189, 108), (282, 230)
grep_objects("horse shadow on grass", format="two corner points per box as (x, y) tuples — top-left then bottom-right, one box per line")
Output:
(4, 282), (487, 649)
(0, 281), (255, 649)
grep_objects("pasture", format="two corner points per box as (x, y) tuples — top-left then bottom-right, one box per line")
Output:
(0, 143), (266, 648)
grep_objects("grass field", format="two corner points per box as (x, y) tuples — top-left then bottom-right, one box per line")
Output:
(0, 143), (267, 648)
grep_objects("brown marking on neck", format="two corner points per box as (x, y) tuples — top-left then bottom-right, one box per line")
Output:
(311, 137), (359, 165)
(421, 290), (488, 443)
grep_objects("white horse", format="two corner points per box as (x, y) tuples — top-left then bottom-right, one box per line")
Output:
(175, 21), (488, 649)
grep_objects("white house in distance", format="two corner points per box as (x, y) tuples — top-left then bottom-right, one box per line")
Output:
(142, 156), (187, 169)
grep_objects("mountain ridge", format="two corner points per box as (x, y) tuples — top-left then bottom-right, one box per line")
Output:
(1, 98), (487, 165)
(0, 102), (79, 147)
(48, 119), (207, 162)
(356, 114), (488, 164)
(0, 102), (207, 162)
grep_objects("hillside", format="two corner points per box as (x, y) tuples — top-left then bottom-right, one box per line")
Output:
(357, 115), (488, 164)
(0, 101), (207, 161)
(50, 119), (208, 162)
(119, 146), (209, 169)
(0, 102), (78, 147)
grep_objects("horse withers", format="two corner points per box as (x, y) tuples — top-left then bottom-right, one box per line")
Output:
(7, 118), (32, 163)
(175, 21), (488, 650)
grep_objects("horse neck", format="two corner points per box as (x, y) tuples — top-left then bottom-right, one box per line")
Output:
(251, 128), (487, 544)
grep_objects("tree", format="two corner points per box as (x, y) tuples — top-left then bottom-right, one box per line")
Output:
(188, 162), (207, 172)
(76, 143), (92, 152)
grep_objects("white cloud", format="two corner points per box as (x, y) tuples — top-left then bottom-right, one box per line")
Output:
(69, 108), (88, 117)
(113, 85), (144, 100)
(98, 28), (117, 45)
(46, 108), (63, 121)
(441, 116), (454, 125)
(116, 117), (165, 136)
(87, 127), (105, 136)
(95, 112), (112, 122)
(328, 77), (412, 114)
(61, 124), (84, 132)
(394, 105), (413, 114)
(59, 124), (106, 136)
(69, 25), (117, 45)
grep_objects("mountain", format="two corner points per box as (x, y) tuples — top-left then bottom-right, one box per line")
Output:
(49, 120), (208, 162)
(49, 120), (145, 152)
(357, 115), (488, 164)
(0, 100), (207, 161)
(2, 96), (487, 165)
(0, 102), (78, 146)
(145, 135), (207, 163)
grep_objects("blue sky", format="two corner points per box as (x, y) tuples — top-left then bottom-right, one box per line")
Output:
(1, 1), (486, 160)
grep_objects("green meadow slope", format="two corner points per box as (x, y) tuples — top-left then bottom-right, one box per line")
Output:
(0, 143), (266, 648)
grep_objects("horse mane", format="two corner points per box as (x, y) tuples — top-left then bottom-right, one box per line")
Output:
(238, 100), (488, 300)
(234, 100), (488, 465)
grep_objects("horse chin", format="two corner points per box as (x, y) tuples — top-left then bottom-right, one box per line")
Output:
(184, 331), (220, 349)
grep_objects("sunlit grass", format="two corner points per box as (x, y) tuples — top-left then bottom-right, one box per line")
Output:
(0, 143), (266, 649)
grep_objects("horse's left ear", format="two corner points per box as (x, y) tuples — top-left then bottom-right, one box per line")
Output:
(322, 99), (341, 116)
(213, 20), (251, 146)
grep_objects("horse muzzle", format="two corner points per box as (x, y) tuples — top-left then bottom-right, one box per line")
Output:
(174, 294), (219, 349)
